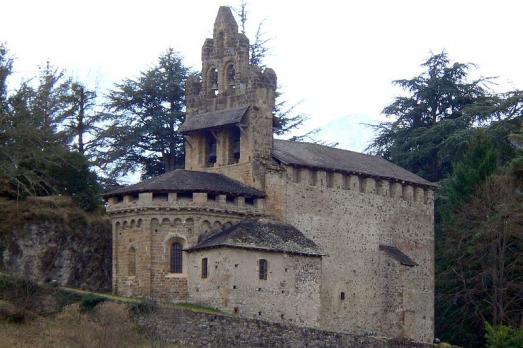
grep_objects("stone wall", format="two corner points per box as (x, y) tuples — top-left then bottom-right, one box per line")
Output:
(136, 306), (433, 348)
(187, 247), (322, 327)
(110, 207), (260, 301)
(268, 165), (435, 343)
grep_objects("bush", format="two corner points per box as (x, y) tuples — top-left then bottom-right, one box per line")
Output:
(129, 297), (157, 315)
(54, 289), (83, 310)
(485, 323), (523, 348)
(80, 293), (106, 312)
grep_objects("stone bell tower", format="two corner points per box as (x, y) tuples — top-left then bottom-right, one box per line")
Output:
(180, 6), (277, 189)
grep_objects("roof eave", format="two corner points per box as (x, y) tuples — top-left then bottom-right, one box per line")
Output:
(273, 154), (437, 189)
(185, 243), (323, 257)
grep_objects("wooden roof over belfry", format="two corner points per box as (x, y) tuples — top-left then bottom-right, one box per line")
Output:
(179, 106), (249, 133)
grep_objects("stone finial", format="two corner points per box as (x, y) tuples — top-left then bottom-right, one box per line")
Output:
(213, 6), (238, 38)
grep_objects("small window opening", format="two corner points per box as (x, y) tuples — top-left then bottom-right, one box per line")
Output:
(207, 135), (217, 167)
(170, 242), (183, 274)
(326, 172), (334, 188)
(230, 127), (241, 164)
(259, 259), (268, 280)
(258, 311), (262, 316)
(152, 192), (168, 201)
(233, 285), (237, 289)
(233, 307), (239, 314)
(115, 196), (123, 203)
(280, 314), (284, 319)
(226, 196), (236, 205)
(201, 258), (208, 279)
(177, 192), (193, 201)
(245, 197), (255, 206)
(207, 193), (217, 201)
(340, 292), (346, 300)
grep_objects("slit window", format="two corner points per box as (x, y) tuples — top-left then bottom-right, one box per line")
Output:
(201, 258), (208, 279)
(259, 259), (268, 280)
(170, 242), (183, 274)
(340, 292), (346, 300)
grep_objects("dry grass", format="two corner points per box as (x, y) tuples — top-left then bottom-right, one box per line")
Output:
(0, 301), (185, 348)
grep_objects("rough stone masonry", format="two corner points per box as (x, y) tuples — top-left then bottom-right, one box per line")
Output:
(105, 6), (436, 344)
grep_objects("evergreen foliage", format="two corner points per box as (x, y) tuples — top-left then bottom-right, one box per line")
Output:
(485, 323), (523, 348)
(98, 49), (190, 179)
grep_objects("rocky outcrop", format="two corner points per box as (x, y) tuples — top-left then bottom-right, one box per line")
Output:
(0, 197), (111, 291)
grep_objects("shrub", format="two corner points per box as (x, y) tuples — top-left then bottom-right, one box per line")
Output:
(485, 323), (523, 348)
(80, 293), (106, 312)
(129, 297), (157, 315)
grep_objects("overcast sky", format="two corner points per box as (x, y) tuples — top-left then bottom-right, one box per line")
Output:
(2, 0), (522, 154)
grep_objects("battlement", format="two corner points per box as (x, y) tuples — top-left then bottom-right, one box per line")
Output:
(106, 191), (265, 216)
(285, 165), (435, 205)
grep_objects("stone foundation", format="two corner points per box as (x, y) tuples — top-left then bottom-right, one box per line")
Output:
(136, 306), (433, 348)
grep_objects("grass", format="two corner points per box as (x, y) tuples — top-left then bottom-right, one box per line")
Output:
(174, 302), (221, 315)
(0, 272), (196, 347)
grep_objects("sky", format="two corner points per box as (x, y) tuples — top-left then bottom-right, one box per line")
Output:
(1, 0), (522, 156)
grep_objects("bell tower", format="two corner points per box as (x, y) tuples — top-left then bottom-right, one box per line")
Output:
(180, 6), (277, 189)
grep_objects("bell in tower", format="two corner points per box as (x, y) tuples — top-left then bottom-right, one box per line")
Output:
(179, 6), (277, 188)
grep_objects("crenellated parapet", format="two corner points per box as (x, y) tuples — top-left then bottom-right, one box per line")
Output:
(106, 191), (265, 216)
(285, 165), (435, 205)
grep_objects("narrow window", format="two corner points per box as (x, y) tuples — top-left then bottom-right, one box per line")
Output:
(207, 135), (217, 167)
(230, 127), (241, 163)
(170, 242), (183, 273)
(259, 259), (268, 280)
(340, 292), (346, 300)
(201, 258), (208, 279)
(128, 247), (136, 276)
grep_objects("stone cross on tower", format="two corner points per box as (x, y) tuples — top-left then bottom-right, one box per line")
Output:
(180, 6), (277, 188)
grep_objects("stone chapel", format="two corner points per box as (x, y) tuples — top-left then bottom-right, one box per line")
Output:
(105, 6), (435, 344)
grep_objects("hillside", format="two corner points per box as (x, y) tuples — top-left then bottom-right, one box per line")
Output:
(0, 196), (111, 291)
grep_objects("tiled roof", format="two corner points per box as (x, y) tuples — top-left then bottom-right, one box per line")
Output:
(187, 219), (323, 257)
(179, 106), (249, 133)
(272, 139), (435, 187)
(104, 169), (264, 198)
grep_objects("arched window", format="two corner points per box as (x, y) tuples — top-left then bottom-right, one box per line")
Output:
(259, 259), (268, 280)
(170, 242), (183, 273)
(128, 247), (136, 276)
(208, 67), (218, 96)
(226, 64), (235, 91)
